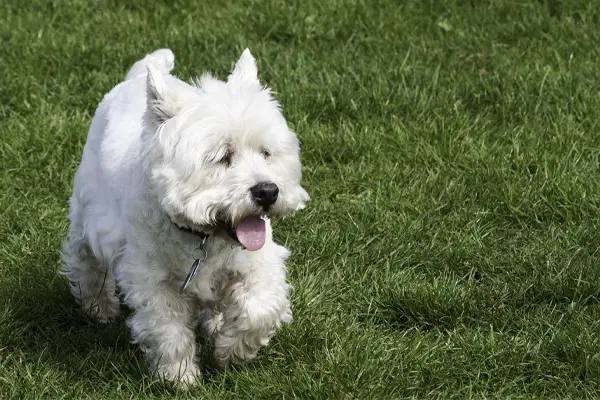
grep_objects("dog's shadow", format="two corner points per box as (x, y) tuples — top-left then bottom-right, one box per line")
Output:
(2, 278), (232, 390)
(3, 279), (142, 379)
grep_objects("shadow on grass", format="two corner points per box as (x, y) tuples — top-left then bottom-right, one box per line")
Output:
(362, 277), (600, 334)
(0, 280), (145, 380)
(0, 277), (328, 392)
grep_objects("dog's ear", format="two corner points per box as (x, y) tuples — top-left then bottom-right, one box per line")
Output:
(227, 48), (259, 84)
(146, 65), (183, 126)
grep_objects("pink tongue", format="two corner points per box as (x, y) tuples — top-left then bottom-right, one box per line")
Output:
(235, 216), (266, 251)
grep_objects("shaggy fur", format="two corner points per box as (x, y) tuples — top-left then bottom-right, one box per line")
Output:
(60, 49), (309, 386)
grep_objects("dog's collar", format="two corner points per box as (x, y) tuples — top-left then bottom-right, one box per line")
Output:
(173, 222), (209, 241)
(170, 220), (210, 292)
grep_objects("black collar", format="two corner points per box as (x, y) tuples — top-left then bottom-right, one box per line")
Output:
(173, 222), (209, 240)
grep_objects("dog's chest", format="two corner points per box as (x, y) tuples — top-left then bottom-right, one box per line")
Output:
(166, 236), (255, 302)
(184, 260), (222, 301)
(173, 243), (238, 302)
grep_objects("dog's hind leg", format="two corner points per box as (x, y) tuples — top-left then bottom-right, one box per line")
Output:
(60, 191), (121, 323)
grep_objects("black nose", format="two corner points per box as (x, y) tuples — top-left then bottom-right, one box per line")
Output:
(250, 182), (279, 209)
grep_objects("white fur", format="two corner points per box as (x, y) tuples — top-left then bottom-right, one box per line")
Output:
(60, 49), (309, 387)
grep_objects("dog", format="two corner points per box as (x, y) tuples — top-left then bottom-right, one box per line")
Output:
(60, 48), (309, 386)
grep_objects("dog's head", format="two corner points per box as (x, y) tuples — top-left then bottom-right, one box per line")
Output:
(142, 49), (309, 250)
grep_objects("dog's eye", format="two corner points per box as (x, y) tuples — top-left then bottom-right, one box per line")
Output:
(261, 149), (271, 159)
(219, 151), (232, 167)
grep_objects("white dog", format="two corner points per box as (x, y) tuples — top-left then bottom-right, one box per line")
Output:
(60, 48), (309, 386)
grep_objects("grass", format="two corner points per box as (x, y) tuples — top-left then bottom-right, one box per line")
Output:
(2, 0), (600, 398)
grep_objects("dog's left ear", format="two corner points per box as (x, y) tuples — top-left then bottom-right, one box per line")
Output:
(227, 49), (259, 85)
(146, 65), (185, 127)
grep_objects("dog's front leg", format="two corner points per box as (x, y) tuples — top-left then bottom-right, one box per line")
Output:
(212, 259), (292, 368)
(118, 256), (201, 387)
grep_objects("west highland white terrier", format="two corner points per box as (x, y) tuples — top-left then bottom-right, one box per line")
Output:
(60, 48), (309, 386)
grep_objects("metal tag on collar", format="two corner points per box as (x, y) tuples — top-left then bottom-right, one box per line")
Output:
(181, 238), (208, 292)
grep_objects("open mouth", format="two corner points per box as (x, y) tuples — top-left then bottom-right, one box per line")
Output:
(173, 214), (269, 252)
(223, 215), (268, 251)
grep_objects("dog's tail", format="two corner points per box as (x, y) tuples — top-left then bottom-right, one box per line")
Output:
(125, 49), (175, 81)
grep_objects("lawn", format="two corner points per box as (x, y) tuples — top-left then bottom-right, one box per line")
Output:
(2, 0), (600, 398)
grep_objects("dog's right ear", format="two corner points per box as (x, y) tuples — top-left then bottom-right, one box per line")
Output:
(146, 65), (183, 127)
(227, 49), (259, 85)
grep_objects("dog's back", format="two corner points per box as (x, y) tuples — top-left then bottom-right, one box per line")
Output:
(60, 50), (177, 321)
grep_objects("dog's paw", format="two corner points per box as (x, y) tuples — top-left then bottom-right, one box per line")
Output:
(156, 362), (201, 389)
(80, 293), (120, 323)
(213, 332), (266, 369)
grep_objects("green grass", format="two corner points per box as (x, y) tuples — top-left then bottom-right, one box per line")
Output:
(2, 0), (600, 398)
